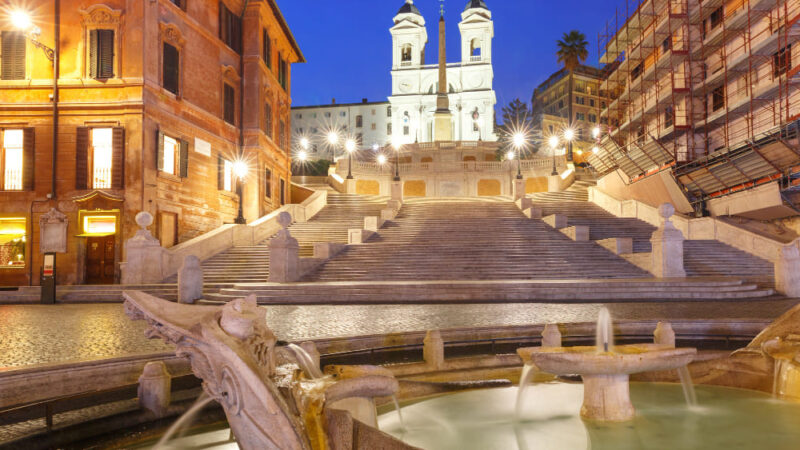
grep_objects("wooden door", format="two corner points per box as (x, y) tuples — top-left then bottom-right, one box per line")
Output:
(86, 235), (115, 284)
(159, 212), (177, 248)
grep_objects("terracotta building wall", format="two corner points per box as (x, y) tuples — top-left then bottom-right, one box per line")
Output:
(0, 0), (300, 286)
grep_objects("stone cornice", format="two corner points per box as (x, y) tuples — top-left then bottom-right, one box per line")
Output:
(79, 4), (123, 27)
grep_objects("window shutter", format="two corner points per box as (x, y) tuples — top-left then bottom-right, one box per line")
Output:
(22, 128), (35, 191)
(156, 129), (165, 171)
(98, 30), (114, 79)
(163, 43), (179, 95)
(112, 127), (125, 189)
(89, 30), (98, 78)
(224, 84), (235, 125)
(75, 127), (89, 189)
(217, 155), (224, 190)
(179, 139), (189, 178)
(1, 31), (26, 80)
(219, 4), (227, 41)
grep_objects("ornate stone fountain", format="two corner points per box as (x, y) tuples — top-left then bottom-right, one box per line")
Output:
(517, 315), (697, 422)
(124, 290), (417, 450)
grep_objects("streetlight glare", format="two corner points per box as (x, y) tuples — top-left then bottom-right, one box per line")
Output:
(377, 154), (387, 165)
(592, 146), (600, 154)
(372, 143), (379, 151)
(391, 138), (402, 150)
(564, 128), (575, 141)
(232, 160), (248, 179)
(298, 150), (307, 161)
(506, 150), (515, 161)
(11, 11), (32, 31)
(592, 126), (601, 139)
(300, 137), (310, 149)
(513, 133), (525, 148)
(548, 136), (559, 148)
(345, 139), (356, 153)
(327, 131), (339, 145)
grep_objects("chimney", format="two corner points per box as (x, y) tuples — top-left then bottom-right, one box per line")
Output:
(362, 98), (368, 103)
(332, 98), (336, 104)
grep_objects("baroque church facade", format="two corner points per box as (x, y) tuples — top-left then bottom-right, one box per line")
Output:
(292, 0), (497, 157)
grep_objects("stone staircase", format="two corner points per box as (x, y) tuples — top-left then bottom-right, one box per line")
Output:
(529, 180), (775, 283)
(300, 198), (651, 282)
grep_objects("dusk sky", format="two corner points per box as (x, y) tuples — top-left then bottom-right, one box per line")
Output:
(279, 0), (625, 109)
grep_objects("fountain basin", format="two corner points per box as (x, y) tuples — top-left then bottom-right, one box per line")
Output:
(518, 345), (697, 421)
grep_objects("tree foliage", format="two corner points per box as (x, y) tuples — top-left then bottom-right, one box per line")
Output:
(556, 30), (589, 71)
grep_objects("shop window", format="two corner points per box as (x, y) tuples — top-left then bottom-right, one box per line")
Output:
(0, 217), (26, 268)
(84, 215), (116, 234)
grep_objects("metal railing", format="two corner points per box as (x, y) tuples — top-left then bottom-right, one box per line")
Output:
(3, 168), (22, 190)
(337, 158), (565, 176)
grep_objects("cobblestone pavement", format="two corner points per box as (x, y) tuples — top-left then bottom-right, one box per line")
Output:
(1, 299), (798, 370)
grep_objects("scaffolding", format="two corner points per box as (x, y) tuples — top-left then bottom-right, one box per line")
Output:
(589, 0), (800, 207)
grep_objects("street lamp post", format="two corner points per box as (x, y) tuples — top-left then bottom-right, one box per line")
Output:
(345, 139), (356, 180)
(233, 161), (248, 225)
(549, 136), (560, 176)
(12, 8), (59, 199)
(513, 133), (525, 180)
(392, 140), (402, 181)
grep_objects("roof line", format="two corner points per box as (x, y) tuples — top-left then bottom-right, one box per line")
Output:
(267, 0), (306, 63)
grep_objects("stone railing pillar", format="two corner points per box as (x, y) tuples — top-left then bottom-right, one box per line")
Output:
(423, 330), (445, 369)
(776, 245), (800, 297)
(138, 361), (172, 417)
(269, 212), (300, 283)
(542, 324), (562, 348)
(178, 255), (204, 304)
(654, 322), (676, 347)
(650, 204), (686, 278)
(121, 212), (166, 284)
(513, 178), (526, 200)
(391, 181), (403, 203)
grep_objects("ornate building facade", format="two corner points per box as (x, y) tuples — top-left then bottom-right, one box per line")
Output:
(0, 0), (303, 286)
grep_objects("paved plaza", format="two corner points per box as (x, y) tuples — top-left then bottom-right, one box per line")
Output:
(1, 299), (797, 370)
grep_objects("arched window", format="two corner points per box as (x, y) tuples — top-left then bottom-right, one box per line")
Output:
(470, 38), (482, 61)
(401, 44), (413, 65)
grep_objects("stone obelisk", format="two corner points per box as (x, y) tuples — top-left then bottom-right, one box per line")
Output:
(434, 7), (453, 142)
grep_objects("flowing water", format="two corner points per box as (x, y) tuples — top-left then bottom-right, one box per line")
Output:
(391, 394), (406, 431)
(379, 383), (800, 450)
(677, 366), (698, 406)
(288, 343), (323, 379)
(153, 393), (215, 449)
(514, 363), (537, 422)
(596, 307), (614, 353)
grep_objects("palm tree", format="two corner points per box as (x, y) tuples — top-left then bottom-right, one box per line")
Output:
(556, 30), (589, 161)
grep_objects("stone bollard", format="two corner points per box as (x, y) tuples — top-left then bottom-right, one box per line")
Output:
(121, 212), (165, 284)
(775, 245), (800, 298)
(269, 212), (299, 282)
(138, 361), (172, 417)
(650, 203), (686, 278)
(364, 216), (384, 232)
(387, 199), (402, 212)
(381, 208), (397, 222)
(178, 255), (204, 304)
(423, 330), (445, 370)
(654, 322), (676, 348)
(542, 324), (562, 348)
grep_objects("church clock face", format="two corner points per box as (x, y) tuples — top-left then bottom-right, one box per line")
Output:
(399, 80), (413, 93)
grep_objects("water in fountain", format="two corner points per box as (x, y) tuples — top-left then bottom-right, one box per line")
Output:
(677, 366), (698, 406)
(288, 343), (324, 379)
(514, 363), (537, 422)
(596, 307), (614, 353)
(392, 394), (407, 431)
(153, 393), (215, 449)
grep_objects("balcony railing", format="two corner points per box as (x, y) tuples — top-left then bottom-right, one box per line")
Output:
(3, 168), (22, 190)
(93, 167), (112, 189)
(338, 157), (566, 177)
(470, 55), (482, 62)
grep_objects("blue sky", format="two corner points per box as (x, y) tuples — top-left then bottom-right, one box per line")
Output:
(279, 0), (623, 109)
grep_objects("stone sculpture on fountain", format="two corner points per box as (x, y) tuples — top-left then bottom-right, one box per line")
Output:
(124, 290), (417, 450)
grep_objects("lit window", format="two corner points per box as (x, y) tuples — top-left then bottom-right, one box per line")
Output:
(3, 129), (23, 191)
(0, 217), (26, 267)
(92, 128), (113, 189)
(84, 215), (116, 234)
(163, 135), (178, 175)
(224, 159), (233, 191)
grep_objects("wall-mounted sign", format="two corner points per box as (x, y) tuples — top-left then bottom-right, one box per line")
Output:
(43, 253), (55, 277)
(195, 137), (211, 157)
(39, 208), (68, 254)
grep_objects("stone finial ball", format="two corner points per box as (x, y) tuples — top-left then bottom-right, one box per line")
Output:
(135, 211), (154, 228)
(658, 203), (675, 219)
(277, 211), (292, 229)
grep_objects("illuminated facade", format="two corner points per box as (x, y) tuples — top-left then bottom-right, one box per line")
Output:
(0, 0), (303, 286)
